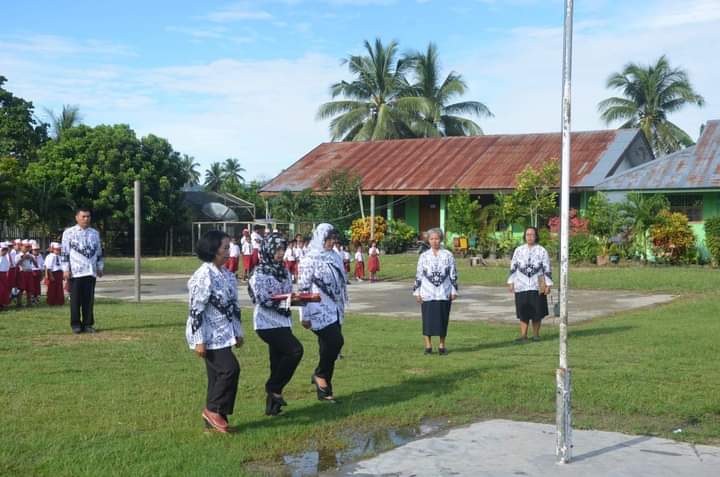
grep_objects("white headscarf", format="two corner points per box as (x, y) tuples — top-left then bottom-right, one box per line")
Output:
(308, 223), (345, 271)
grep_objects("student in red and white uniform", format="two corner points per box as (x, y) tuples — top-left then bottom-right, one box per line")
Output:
(30, 241), (44, 305)
(368, 240), (381, 283)
(9, 239), (21, 296)
(45, 242), (65, 306)
(0, 242), (10, 309)
(225, 237), (240, 275)
(283, 239), (297, 280)
(241, 229), (252, 281)
(341, 245), (351, 285)
(250, 227), (262, 272)
(354, 245), (365, 282)
(16, 240), (37, 307)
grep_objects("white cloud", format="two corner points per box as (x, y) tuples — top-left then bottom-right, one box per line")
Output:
(203, 2), (273, 22)
(0, 34), (135, 57)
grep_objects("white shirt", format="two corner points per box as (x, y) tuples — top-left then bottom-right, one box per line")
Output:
(293, 246), (305, 260)
(354, 251), (363, 262)
(229, 243), (240, 258)
(413, 248), (458, 301)
(342, 251), (351, 262)
(45, 253), (63, 272)
(31, 254), (44, 271)
(248, 269), (294, 330)
(251, 232), (262, 250)
(0, 255), (9, 273)
(61, 225), (104, 278)
(241, 237), (252, 255)
(16, 252), (36, 272)
(369, 246), (379, 256)
(507, 244), (553, 293)
(185, 262), (244, 350)
(283, 248), (295, 261)
(9, 249), (17, 268)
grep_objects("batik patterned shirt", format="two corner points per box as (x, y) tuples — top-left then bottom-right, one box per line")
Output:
(298, 252), (348, 331)
(61, 225), (104, 278)
(248, 269), (294, 330)
(413, 248), (458, 301)
(507, 244), (553, 293)
(185, 262), (244, 350)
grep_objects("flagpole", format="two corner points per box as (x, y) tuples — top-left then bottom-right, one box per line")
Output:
(556, 0), (574, 464)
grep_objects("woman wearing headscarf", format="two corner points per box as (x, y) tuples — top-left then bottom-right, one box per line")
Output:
(413, 228), (458, 355)
(248, 232), (304, 416)
(186, 230), (244, 433)
(298, 223), (348, 402)
(507, 226), (552, 342)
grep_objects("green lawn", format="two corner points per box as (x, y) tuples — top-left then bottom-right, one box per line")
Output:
(2, 288), (720, 475)
(107, 254), (720, 293)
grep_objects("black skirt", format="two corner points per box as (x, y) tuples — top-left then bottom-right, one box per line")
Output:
(421, 300), (451, 337)
(514, 290), (549, 322)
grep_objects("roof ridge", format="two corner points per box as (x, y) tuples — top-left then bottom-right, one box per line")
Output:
(596, 146), (696, 186)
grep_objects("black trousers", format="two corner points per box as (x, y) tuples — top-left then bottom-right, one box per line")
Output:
(312, 322), (344, 384)
(205, 347), (240, 416)
(70, 276), (96, 329)
(256, 327), (304, 394)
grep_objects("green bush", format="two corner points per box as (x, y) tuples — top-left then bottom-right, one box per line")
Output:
(705, 217), (720, 266)
(382, 219), (417, 254)
(569, 234), (599, 263)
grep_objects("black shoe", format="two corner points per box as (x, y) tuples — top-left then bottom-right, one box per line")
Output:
(71, 327), (82, 334)
(84, 326), (97, 334)
(311, 375), (335, 402)
(531, 336), (541, 342)
(438, 347), (448, 355)
(265, 394), (283, 416)
(424, 348), (433, 355)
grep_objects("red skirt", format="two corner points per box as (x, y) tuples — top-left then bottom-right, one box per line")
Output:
(225, 256), (239, 273)
(46, 271), (65, 305)
(0, 271), (9, 305)
(284, 260), (297, 274)
(243, 255), (252, 273)
(344, 260), (350, 273)
(32, 270), (42, 296)
(368, 255), (380, 273)
(8, 267), (18, 288)
(251, 249), (260, 269)
(355, 262), (365, 279)
(19, 270), (33, 292)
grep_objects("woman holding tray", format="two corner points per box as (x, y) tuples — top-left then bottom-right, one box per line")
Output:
(298, 223), (348, 403)
(248, 232), (304, 416)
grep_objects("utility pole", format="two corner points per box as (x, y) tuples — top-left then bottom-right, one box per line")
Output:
(134, 180), (141, 303)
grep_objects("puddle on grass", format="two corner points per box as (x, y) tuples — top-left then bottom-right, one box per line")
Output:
(277, 417), (449, 476)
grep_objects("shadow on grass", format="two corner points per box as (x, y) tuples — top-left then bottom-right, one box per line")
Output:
(449, 324), (637, 354)
(230, 364), (516, 434)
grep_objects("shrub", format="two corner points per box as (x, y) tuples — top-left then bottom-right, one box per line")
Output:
(382, 219), (416, 254)
(706, 217), (720, 267)
(350, 216), (387, 246)
(569, 234), (599, 263)
(649, 210), (696, 264)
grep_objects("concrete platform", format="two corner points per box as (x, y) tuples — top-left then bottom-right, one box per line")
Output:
(329, 419), (720, 477)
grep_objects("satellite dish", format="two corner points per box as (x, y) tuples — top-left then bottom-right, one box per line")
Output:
(201, 202), (239, 221)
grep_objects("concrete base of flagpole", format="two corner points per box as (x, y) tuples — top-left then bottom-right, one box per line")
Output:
(556, 367), (573, 463)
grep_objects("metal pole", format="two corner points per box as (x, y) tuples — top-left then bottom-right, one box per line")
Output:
(370, 195), (375, 241)
(358, 188), (365, 219)
(134, 180), (141, 303)
(556, 0), (574, 464)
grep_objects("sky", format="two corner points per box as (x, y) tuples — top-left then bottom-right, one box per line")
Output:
(2, 0), (718, 182)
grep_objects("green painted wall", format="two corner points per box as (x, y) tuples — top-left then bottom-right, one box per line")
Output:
(406, 196), (420, 231)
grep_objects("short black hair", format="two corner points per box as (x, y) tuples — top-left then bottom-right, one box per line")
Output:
(523, 226), (540, 244)
(76, 207), (92, 215)
(196, 230), (230, 262)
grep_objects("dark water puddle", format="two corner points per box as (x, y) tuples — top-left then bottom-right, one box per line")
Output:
(277, 417), (449, 476)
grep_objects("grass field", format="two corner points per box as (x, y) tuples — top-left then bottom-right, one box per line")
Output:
(2, 271), (720, 475)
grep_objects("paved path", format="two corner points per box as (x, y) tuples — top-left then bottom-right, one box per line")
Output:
(328, 419), (720, 477)
(96, 275), (674, 324)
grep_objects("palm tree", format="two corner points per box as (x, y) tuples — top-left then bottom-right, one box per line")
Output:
(620, 192), (669, 261)
(598, 55), (704, 155)
(272, 189), (315, 222)
(44, 104), (82, 139)
(204, 162), (224, 192)
(222, 158), (246, 189)
(406, 43), (493, 136)
(317, 38), (430, 141)
(180, 154), (201, 186)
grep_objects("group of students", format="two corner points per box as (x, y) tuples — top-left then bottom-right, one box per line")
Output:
(186, 224), (348, 433)
(0, 239), (65, 310)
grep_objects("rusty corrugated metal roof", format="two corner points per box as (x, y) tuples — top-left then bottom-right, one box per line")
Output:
(596, 120), (720, 191)
(261, 129), (644, 195)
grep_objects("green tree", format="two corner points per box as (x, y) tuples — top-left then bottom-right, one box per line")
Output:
(446, 188), (480, 238)
(271, 189), (315, 222)
(315, 169), (362, 234)
(222, 158), (245, 188)
(0, 157), (23, 222)
(504, 160), (560, 228)
(317, 38), (430, 141)
(598, 55), (704, 155)
(586, 192), (622, 253)
(204, 162), (224, 192)
(407, 43), (493, 137)
(0, 75), (48, 166)
(44, 104), (82, 140)
(179, 154), (201, 186)
(620, 192), (670, 261)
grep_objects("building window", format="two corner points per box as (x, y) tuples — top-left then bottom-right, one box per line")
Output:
(668, 194), (703, 222)
(393, 197), (406, 221)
